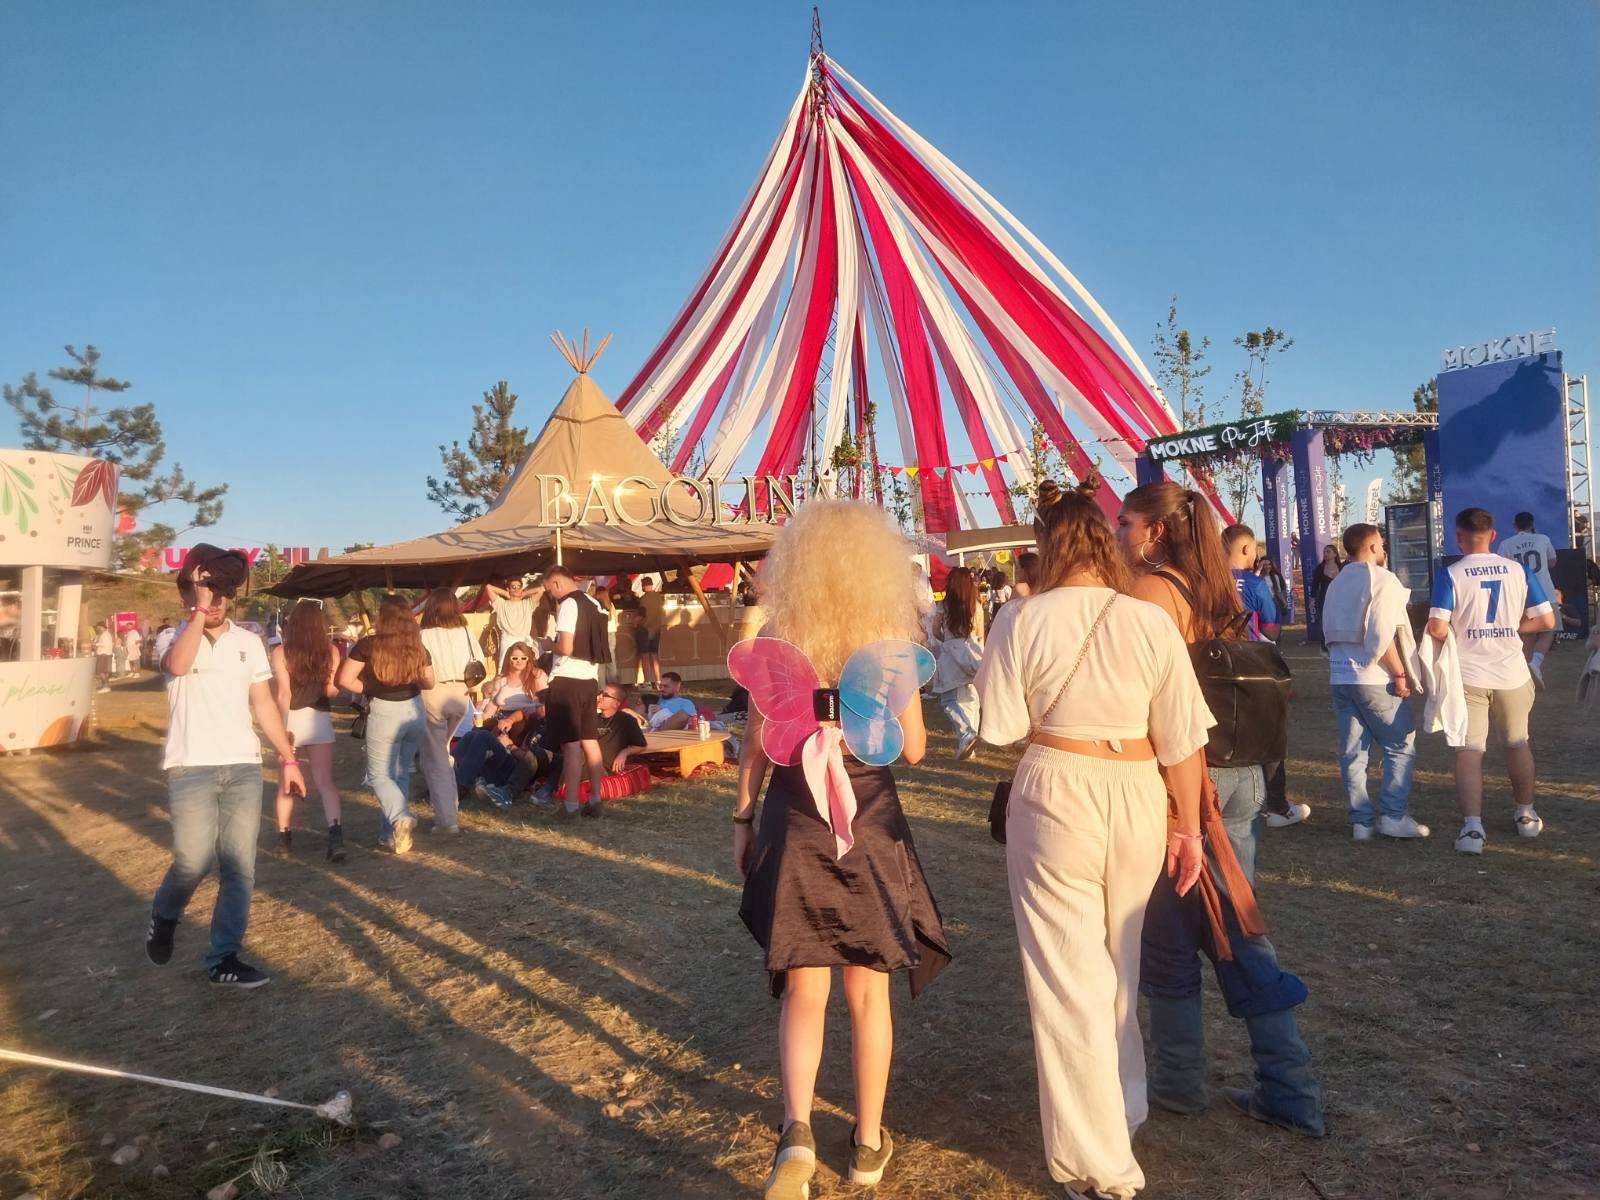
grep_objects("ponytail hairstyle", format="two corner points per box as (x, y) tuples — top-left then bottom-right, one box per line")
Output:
(1122, 481), (1241, 640)
(1037, 474), (1134, 595)
(941, 566), (979, 639)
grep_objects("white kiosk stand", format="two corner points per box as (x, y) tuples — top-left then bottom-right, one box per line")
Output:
(0, 449), (118, 752)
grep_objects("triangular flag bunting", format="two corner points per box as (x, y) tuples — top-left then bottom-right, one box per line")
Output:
(888, 465), (902, 476)
(965, 462), (981, 475)
(996, 454), (1008, 463)
(932, 467), (946, 479)
(981, 457), (996, 470)
(905, 466), (919, 480)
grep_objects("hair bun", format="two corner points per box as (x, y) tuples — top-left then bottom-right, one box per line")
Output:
(1074, 469), (1103, 500)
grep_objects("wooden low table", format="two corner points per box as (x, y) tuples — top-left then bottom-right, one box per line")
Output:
(641, 729), (731, 778)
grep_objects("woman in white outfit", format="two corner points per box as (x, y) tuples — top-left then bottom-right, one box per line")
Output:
(271, 599), (344, 861)
(977, 481), (1210, 1200)
(418, 589), (481, 834)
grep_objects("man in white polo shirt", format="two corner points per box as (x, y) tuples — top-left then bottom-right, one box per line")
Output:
(144, 546), (304, 988)
(543, 565), (613, 818)
(1426, 508), (1556, 855)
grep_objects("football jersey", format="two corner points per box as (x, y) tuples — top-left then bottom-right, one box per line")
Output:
(1232, 568), (1278, 640)
(1429, 553), (1553, 689)
(1496, 531), (1557, 605)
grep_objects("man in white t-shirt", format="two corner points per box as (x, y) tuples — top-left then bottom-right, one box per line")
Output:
(544, 565), (613, 817)
(484, 576), (535, 667)
(92, 622), (114, 691)
(1321, 523), (1423, 841)
(144, 546), (304, 988)
(123, 625), (144, 675)
(1497, 511), (1559, 687)
(1426, 507), (1556, 855)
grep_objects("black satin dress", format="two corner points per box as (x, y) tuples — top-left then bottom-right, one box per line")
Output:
(740, 756), (951, 999)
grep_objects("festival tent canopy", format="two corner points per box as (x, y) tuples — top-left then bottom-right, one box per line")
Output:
(614, 38), (1227, 528)
(271, 355), (778, 598)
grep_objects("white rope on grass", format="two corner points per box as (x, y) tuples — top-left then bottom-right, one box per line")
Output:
(0, 1047), (354, 1126)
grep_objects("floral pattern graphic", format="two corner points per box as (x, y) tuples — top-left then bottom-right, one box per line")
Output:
(69, 458), (119, 511)
(1, 461), (40, 535)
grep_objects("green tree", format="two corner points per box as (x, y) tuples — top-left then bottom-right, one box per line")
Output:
(1390, 379), (1438, 501)
(1151, 295), (1213, 428)
(1007, 420), (1065, 522)
(427, 381), (529, 522)
(4, 344), (227, 569)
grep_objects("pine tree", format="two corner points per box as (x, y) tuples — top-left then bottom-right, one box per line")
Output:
(427, 380), (529, 522)
(4, 344), (227, 569)
(1390, 380), (1437, 501)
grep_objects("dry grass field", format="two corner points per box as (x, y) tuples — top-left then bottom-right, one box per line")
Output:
(1, 637), (1597, 1200)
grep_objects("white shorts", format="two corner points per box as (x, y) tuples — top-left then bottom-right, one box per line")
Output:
(287, 707), (335, 747)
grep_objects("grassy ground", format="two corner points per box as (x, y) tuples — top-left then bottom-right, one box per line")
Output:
(1, 636), (1597, 1199)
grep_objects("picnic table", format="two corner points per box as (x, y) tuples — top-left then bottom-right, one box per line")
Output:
(641, 729), (731, 778)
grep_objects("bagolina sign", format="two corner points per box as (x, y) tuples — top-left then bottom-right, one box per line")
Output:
(535, 473), (805, 528)
(1439, 328), (1556, 373)
(1145, 410), (1298, 464)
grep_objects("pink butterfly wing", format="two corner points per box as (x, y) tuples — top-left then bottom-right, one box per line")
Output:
(727, 637), (821, 765)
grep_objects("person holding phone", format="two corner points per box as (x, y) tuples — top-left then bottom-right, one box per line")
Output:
(144, 546), (304, 989)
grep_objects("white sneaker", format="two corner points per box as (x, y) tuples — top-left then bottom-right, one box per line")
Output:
(1529, 660), (1545, 689)
(1379, 815), (1431, 839)
(1516, 810), (1544, 838)
(1263, 803), (1310, 828)
(956, 733), (978, 761)
(1455, 826), (1486, 854)
(1352, 824), (1377, 842)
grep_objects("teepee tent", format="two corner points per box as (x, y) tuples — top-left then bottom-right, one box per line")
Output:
(271, 334), (778, 598)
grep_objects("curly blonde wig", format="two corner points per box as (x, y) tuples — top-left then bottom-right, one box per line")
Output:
(756, 501), (923, 685)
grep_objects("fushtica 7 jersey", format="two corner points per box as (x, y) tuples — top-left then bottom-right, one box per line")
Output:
(1429, 552), (1553, 689)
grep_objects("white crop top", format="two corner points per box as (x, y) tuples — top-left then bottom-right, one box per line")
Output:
(975, 587), (1215, 766)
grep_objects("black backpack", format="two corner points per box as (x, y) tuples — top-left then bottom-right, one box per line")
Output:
(1154, 571), (1291, 767)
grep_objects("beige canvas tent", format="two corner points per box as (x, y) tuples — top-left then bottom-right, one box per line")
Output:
(271, 341), (778, 598)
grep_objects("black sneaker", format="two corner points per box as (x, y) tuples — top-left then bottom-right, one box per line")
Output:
(849, 1125), (894, 1186)
(276, 829), (293, 857)
(208, 956), (271, 989)
(326, 822), (346, 863)
(581, 797), (603, 819)
(145, 912), (178, 966)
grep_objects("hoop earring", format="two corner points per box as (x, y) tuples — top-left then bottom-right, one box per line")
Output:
(1139, 541), (1168, 568)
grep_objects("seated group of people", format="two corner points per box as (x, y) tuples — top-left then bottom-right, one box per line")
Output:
(451, 668), (710, 809)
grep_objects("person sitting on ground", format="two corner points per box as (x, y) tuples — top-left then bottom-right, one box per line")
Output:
(455, 708), (551, 810)
(646, 671), (699, 731)
(537, 682), (648, 804)
(480, 641), (548, 725)
(1322, 522), (1423, 841)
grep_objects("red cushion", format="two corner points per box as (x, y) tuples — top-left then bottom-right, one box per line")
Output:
(552, 763), (652, 804)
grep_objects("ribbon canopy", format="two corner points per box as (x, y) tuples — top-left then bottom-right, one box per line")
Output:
(616, 52), (1210, 532)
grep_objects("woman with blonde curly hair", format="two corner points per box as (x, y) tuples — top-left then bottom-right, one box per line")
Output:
(733, 501), (950, 1200)
(977, 480), (1210, 1200)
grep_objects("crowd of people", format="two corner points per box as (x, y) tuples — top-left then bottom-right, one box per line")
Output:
(128, 486), (1587, 1198)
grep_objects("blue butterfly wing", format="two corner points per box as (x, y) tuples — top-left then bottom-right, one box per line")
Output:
(838, 640), (935, 766)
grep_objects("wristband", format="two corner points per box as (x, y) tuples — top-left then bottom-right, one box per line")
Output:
(191, 605), (214, 616)
(1170, 830), (1202, 842)
(732, 813), (755, 826)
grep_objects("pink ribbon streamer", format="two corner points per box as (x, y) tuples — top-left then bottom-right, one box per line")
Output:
(800, 725), (858, 860)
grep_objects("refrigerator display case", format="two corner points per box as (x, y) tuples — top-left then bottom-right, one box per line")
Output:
(1384, 501), (1435, 604)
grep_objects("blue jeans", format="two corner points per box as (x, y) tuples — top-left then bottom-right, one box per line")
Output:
(1140, 764), (1322, 1131)
(152, 763), (264, 968)
(938, 684), (978, 742)
(365, 696), (426, 837)
(1330, 683), (1417, 826)
(454, 728), (518, 789)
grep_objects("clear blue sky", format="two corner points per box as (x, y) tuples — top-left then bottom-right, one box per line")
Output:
(3, 0), (1596, 552)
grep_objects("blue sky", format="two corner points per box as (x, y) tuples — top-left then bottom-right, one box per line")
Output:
(3, 0), (1596, 552)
